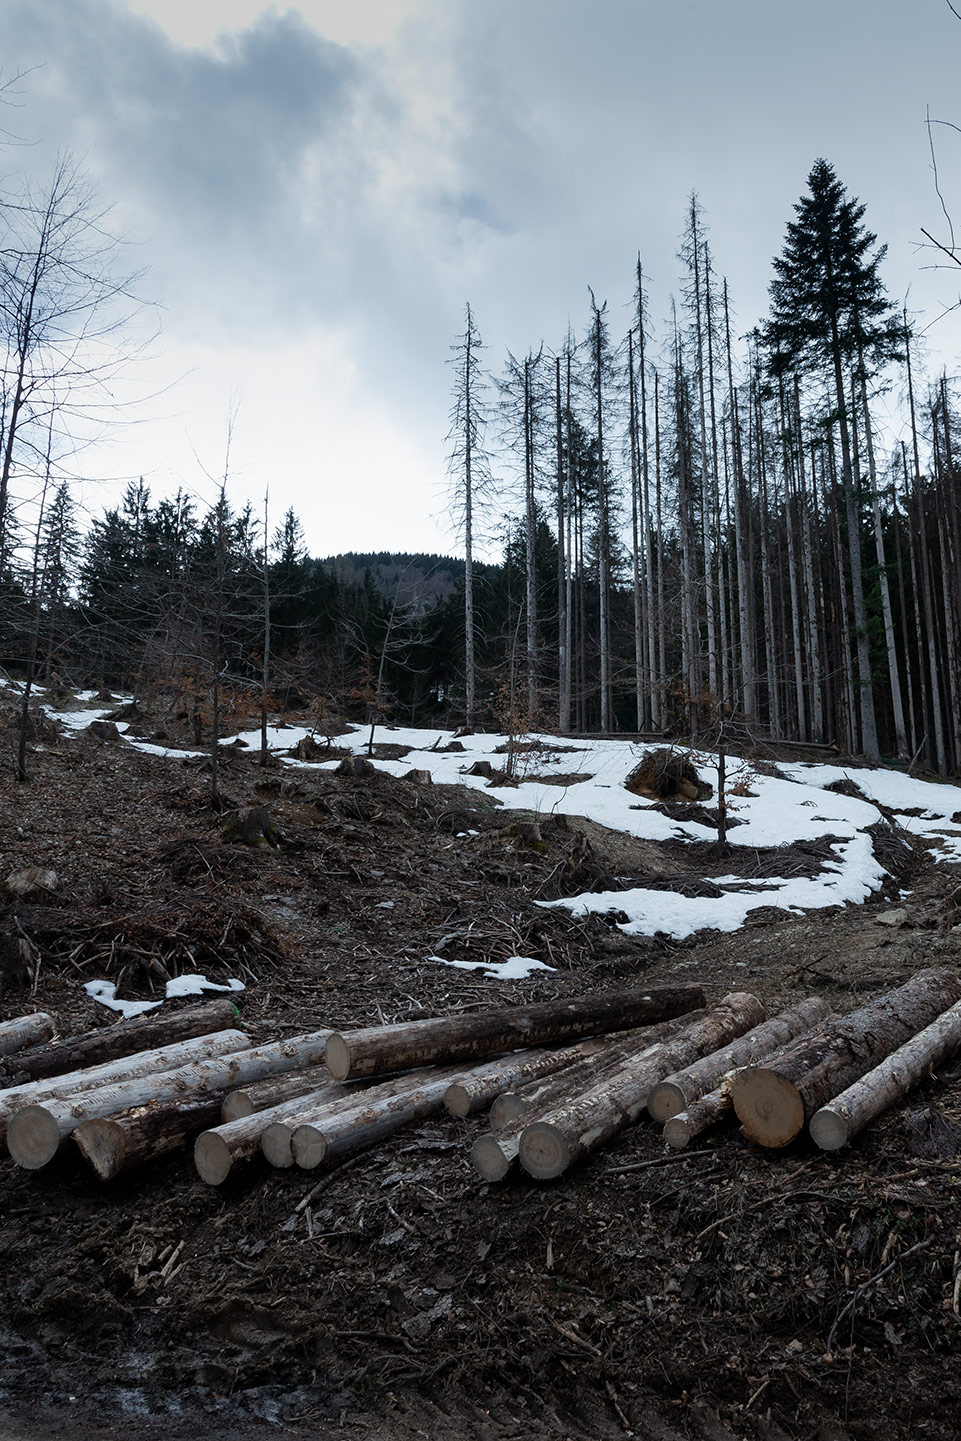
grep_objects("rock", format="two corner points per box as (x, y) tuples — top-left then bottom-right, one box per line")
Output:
(876, 908), (909, 927)
(4, 867), (59, 899)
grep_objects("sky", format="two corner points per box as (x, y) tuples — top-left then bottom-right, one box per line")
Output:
(1, 0), (960, 560)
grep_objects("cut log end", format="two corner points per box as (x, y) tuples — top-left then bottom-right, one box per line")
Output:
(443, 1082), (471, 1118)
(518, 1121), (571, 1180)
(489, 1093), (527, 1132)
(221, 1093), (254, 1123)
(646, 1080), (687, 1124)
(808, 1106), (850, 1152)
(732, 1067), (805, 1148)
(291, 1123), (327, 1170)
(471, 1134), (513, 1182)
(662, 1115), (694, 1150)
(194, 1130), (232, 1186)
(261, 1121), (295, 1168)
(7, 1105), (62, 1170)
(324, 1033), (350, 1082)
(73, 1119), (126, 1181)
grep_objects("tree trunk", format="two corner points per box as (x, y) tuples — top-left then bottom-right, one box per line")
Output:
(6, 1029), (331, 1169)
(221, 1065), (334, 1122)
(323, 984), (705, 1083)
(489, 1012), (705, 1131)
(292, 1068), (464, 1170)
(0, 1028), (249, 1144)
(647, 996), (830, 1122)
(0, 1013), (54, 1059)
(257, 1069), (439, 1170)
(195, 1080), (351, 1182)
(74, 1089), (231, 1180)
(663, 1086), (735, 1150)
(731, 970), (961, 1148)
(809, 998), (961, 1151)
(444, 1043), (591, 1118)
(517, 993), (765, 1179)
(4, 998), (240, 1084)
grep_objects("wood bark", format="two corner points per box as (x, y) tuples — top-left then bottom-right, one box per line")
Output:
(517, 993), (765, 1179)
(732, 970), (961, 1148)
(257, 1070), (437, 1171)
(6, 1028), (331, 1169)
(292, 1067), (464, 1170)
(809, 998), (961, 1151)
(324, 983), (705, 1082)
(74, 1089), (231, 1180)
(0, 1012), (54, 1058)
(647, 997), (829, 1122)
(444, 1046), (573, 1117)
(221, 1065), (333, 1122)
(3, 998), (240, 1083)
(0, 1027), (249, 1145)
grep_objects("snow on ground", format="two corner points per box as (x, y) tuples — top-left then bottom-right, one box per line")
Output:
(19, 687), (961, 948)
(84, 974), (245, 1016)
(429, 955), (556, 980)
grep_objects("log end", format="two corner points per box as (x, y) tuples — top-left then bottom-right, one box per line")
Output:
(662, 1114), (693, 1150)
(7, 1105), (61, 1170)
(221, 1093), (254, 1123)
(444, 1082), (470, 1118)
(731, 1067), (805, 1148)
(261, 1121), (295, 1168)
(519, 1121), (571, 1180)
(324, 1033), (350, 1082)
(73, 1118), (125, 1181)
(647, 1080), (687, 1123)
(471, 1133), (513, 1182)
(808, 1105), (849, 1152)
(291, 1123), (326, 1170)
(489, 1094), (526, 1133)
(194, 1130), (232, 1186)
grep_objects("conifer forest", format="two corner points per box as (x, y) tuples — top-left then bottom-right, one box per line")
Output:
(2, 158), (960, 773)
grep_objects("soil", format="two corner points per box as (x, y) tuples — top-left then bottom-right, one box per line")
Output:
(2, 717), (961, 1441)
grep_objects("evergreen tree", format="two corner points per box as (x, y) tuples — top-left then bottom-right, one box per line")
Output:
(765, 160), (902, 757)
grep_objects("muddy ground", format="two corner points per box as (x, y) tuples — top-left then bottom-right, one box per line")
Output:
(1, 711), (961, 1441)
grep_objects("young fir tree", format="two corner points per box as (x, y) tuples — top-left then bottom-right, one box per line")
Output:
(765, 159), (902, 757)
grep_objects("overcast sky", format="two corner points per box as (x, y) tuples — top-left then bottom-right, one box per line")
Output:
(1, 0), (960, 559)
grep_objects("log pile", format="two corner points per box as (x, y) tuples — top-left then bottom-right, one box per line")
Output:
(2, 969), (961, 1192)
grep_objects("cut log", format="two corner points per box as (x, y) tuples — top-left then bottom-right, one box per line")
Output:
(74, 1090), (231, 1180)
(260, 1070), (439, 1170)
(196, 1079), (349, 1183)
(663, 1084), (737, 1150)
(0, 1012), (54, 1058)
(221, 1065), (333, 1122)
(518, 992), (765, 1180)
(6, 1028), (331, 1170)
(291, 1067), (466, 1169)
(444, 1046), (581, 1117)
(324, 983), (706, 1082)
(488, 1013), (707, 1131)
(731, 969), (961, 1149)
(471, 1131), (521, 1182)
(4, 998), (241, 1083)
(809, 998), (961, 1151)
(0, 1028), (250, 1146)
(647, 996), (830, 1122)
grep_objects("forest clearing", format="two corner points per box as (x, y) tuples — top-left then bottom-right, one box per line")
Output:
(2, 691), (961, 1441)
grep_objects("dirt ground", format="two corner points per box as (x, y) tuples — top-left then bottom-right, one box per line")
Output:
(2, 711), (961, 1441)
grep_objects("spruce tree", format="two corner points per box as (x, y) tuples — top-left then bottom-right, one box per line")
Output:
(766, 159), (902, 757)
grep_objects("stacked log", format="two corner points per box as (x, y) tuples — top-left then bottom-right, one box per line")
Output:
(809, 997), (961, 1151)
(221, 1066), (335, 1122)
(324, 984), (706, 1081)
(75, 1090), (232, 1180)
(648, 997), (831, 1124)
(260, 1070), (445, 1170)
(0, 1013), (54, 1059)
(0, 1028), (250, 1147)
(6, 1028), (331, 1170)
(2, 998), (241, 1083)
(731, 969), (961, 1148)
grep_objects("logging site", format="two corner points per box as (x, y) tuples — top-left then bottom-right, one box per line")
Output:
(2, 690), (961, 1441)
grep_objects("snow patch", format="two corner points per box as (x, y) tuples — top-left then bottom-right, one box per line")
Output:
(428, 954), (555, 980)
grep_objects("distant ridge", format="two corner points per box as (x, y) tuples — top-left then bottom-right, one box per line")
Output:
(315, 552), (464, 610)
